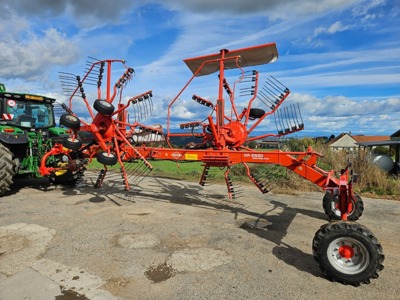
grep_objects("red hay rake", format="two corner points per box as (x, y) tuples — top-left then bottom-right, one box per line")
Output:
(39, 42), (384, 286)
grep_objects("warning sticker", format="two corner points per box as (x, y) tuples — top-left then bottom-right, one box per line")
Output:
(7, 100), (16, 107)
(184, 153), (198, 161)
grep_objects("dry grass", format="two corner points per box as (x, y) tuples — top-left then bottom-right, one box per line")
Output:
(88, 138), (400, 199)
(280, 138), (400, 199)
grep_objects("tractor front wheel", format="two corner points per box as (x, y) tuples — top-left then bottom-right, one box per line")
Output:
(0, 144), (16, 196)
(97, 152), (118, 165)
(323, 191), (364, 221)
(312, 221), (384, 286)
(94, 99), (115, 115)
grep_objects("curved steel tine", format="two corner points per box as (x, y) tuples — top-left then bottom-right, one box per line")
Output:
(265, 86), (281, 102)
(142, 98), (149, 119)
(141, 100), (147, 120)
(149, 95), (154, 115)
(297, 103), (304, 128)
(257, 91), (273, 109)
(134, 104), (139, 122)
(274, 111), (283, 134)
(269, 75), (289, 91)
(284, 106), (292, 131)
(289, 105), (297, 130)
(278, 108), (286, 133)
(138, 100), (144, 121)
(268, 75), (287, 94)
(292, 104), (301, 130)
(256, 93), (270, 108)
(267, 77), (284, 94)
(284, 107), (291, 132)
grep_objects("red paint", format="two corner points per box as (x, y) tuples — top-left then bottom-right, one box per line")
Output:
(339, 245), (355, 259)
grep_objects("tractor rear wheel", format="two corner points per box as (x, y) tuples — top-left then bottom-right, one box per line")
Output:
(94, 99), (115, 115)
(0, 144), (16, 196)
(60, 114), (81, 129)
(97, 152), (118, 165)
(323, 191), (364, 221)
(312, 221), (384, 286)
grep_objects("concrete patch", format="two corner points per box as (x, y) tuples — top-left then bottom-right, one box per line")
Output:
(116, 233), (160, 249)
(32, 258), (118, 299)
(0, 268), (63, 299)
(167, 248), (231, 272)
(0, 223), (56, 278)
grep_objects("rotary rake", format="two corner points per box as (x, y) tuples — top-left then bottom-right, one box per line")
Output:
(39, 43), (384, 286)
(40, 58), (163, 190)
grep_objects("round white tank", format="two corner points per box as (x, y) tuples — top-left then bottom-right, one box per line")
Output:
(371, 154), (394, 172)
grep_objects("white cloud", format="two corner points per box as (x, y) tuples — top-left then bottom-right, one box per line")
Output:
(0, 28), (79, 80)
(290, 93), (400, 117)
(276, 93), (400, 136)
(3, 0), (140, 29)
(159, 0), (360, 20)
(0, 5), (80, 81)
(314, 21), (352, 37)
(352, 0), (386, 17)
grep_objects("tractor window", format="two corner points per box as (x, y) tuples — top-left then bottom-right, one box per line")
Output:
(5, 99), (55, 129)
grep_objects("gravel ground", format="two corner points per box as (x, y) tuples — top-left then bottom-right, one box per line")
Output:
(0, 172), (399, 300)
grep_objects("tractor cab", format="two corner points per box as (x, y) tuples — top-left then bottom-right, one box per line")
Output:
(0, 91), (56, 130)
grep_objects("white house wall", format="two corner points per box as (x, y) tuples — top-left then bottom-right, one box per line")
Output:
(329, 134), (357, 150)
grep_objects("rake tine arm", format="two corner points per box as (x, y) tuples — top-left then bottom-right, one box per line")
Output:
(297, 103), (304, 128)
(278, 109), (286, 134)
(269, 75), (289, 92)
(286, 106), (295, 131)
(274, 111), (284, 135)
(284, 107), (291, 132)
(259, 90), (276, 108)
(267, 76), (288, 94)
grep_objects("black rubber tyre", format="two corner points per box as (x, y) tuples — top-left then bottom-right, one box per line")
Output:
(62, 136), (82, 151)
(249, 108), (265, 119)
(97, 152), (118, 165)
(313, 221), (384, 286)
(93, 99), (115, 115)
(323, 191), (364, 221)
(0, 144), (16, 196)
(60, 114), (81, 129)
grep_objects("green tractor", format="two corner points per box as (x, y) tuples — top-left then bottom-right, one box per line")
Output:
(0, 83), (84, 196)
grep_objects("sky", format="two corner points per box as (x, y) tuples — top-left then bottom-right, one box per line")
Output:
(0, 0), (399, 138)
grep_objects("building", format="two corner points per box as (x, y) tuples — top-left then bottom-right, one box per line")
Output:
(328, 133), (390, 151)
(356, 130), (400, 174)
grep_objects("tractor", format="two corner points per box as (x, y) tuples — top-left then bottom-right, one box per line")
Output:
(0, 83), (86, 196)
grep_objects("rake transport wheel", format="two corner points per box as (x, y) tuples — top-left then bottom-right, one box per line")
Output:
(93, 99), (115, 115)
(312, 221), (384, 286)
(323, 192), (364, 221)
(60, 114), (81, 129)
(249, 108), (265, 119)
(0, 144), (16, 196)
(97, 152), (118, 165)
(62, 136), (82, 151)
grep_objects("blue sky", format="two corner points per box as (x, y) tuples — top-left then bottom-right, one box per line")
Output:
(1, 0), (399, 137)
